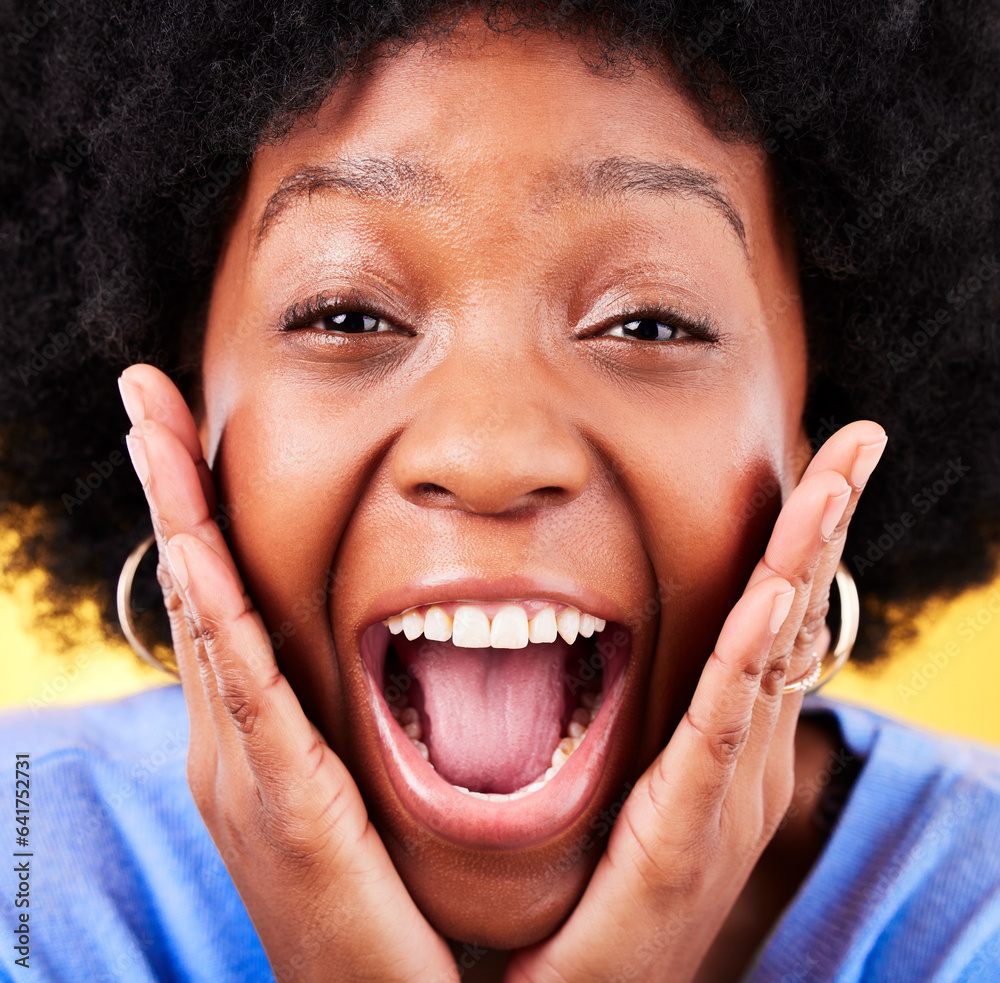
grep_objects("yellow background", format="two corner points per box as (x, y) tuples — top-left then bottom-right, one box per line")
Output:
(2, 521), (999, 747)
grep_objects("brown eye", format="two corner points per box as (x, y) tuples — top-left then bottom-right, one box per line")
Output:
(608, 317), (683, 341)
(317, 311), (385, 334)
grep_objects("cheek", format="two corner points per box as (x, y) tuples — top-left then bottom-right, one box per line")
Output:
(625, 399), (789, 763)
(208, 380), (371, 740)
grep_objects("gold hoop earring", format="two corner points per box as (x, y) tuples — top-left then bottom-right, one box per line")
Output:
(117, 532), (180, 677)
(782, 561), (859, 695)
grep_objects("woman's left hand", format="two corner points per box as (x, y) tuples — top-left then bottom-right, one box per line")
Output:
(504, 420), (886, 983)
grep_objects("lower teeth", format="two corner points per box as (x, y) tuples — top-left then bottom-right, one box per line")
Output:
(387, 687), (603, 799)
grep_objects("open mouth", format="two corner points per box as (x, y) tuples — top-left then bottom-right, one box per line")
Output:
(359, 597), (631, 849)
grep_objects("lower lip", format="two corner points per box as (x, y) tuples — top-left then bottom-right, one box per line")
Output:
(360, 625), (631, 850)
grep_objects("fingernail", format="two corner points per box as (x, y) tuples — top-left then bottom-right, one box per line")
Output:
(821, 487), (851, 540)
(125, 433), (149, 486)
(166, 539), (190, 592)
(769, 588), (796, 634)
(850, 435), (888, 489)
(118, 375), (145, 426)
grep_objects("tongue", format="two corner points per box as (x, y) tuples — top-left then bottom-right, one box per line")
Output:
(393, 636), (570, 794)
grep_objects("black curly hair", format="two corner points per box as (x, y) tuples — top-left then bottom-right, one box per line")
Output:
(2, 0), (998, 663)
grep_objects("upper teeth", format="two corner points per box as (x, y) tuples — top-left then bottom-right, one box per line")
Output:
(383, 602), (606, 649)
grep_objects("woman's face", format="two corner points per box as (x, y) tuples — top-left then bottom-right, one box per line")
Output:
(199, 17), (809, 946)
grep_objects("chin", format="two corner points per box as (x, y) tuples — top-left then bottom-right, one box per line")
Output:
(333, 575), (654, 946)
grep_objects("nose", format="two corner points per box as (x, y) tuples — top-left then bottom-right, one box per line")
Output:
(389, 363), (591, 516)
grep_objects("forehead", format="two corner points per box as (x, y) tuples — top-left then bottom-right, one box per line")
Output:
(239, 22), (783, 269)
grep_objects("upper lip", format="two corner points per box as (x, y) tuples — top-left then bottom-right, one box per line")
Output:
(356, 571), (629, 646)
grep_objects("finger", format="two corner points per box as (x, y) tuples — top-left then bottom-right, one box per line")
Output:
(130, 418), (244, 588)
(751, 422), (886, 594)
(708, 471), (846, 848)
(793, 421), (887, 593)
(798, 421), (887, 570)
(128, 418), (259, 763)
(640, 576), (794, 832)
(121, 419), (221, 772)
(119, 363), (217, 515)
(734, 426), (886, 824)
(746, 468), (850, 683)
(122, 409), (238, 784)
(164, 533), (365, 834)
(799, 419), (887, 490)
(748, 427), (886, 685)
(733, 470), (850, 803)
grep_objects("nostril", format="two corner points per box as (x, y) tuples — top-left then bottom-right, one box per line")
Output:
(416, 482), (450, 497)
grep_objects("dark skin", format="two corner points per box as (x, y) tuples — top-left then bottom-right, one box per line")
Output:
(118, 16), (886, 982)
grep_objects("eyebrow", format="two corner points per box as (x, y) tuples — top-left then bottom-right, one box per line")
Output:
(554, 156), (747, 253)
(253, 154), (748, 254)
(254, 158), (443, 248)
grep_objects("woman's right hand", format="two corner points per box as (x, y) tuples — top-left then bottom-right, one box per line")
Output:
(118, 363), (459, 983)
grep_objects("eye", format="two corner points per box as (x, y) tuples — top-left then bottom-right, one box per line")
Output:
(594, 305), (718, 343)
(607, 317), (684, 342)
(278, 290), (399, 336)
(315, 310), (387, 334)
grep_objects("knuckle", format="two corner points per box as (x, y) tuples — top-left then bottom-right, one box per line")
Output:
(220, 690), (258, 734)
(760, 661), (790, 695)
(762, 562), (809, 595)
(711, 732), (748, 763)
(300, 735), (328, 785)
(179, 611), (216, 668)
(190, 615), (221, 648)
(163, 582), (185, 620)
(795, 606), (829, 654)
(259, 787), (351, 868)
(180, 608), (226, 661)
(686, 709), (751, 767)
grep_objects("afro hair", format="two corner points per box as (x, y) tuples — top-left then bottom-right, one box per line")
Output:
(1, 0), (999, 663)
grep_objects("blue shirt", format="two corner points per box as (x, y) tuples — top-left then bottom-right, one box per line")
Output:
(0, 684), (998, 981)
